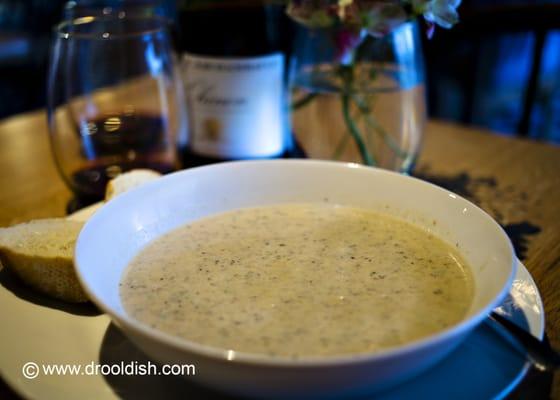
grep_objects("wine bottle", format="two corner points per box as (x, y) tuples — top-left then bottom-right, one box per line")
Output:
(176, 0), (301, 167)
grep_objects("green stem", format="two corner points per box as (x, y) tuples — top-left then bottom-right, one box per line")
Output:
(337, 49), (376, 166)
(291, 92), (318, 110)
(351, 94), (409, 160)
(331, 123), (351, 160)
(341, 94), (375, 166)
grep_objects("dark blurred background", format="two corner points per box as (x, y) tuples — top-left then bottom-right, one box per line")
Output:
(0, 0), (559, 143)
(423, 0), (560, 143)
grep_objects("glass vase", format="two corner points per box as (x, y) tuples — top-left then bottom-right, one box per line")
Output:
(291, 21), (426, 173)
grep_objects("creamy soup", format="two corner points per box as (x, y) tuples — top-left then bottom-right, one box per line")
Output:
(121, 204), (474, 358)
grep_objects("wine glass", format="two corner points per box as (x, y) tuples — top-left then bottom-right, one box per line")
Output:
(62, 0), (168, 20)
(47, 15), (186, 206)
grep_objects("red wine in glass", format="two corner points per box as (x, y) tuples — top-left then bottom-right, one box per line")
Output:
(67, 112), (176, 207)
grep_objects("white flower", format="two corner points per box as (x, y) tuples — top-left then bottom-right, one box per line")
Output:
(337, 0), (354, 19)
(364, 3), (408, 37)
(418, 0), (461, 29)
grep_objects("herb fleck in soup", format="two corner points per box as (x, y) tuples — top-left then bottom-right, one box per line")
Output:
(121, 204), (474, 358)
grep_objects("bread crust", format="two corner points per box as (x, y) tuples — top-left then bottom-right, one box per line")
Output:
(0, 219), (88, 303)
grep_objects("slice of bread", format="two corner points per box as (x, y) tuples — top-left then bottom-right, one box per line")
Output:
(105, 169), (162, 201)
(67, 202), (103, 222)
(70, 168), (163, 222)
(0, 169), (163, 303)
(0, 219), (88, 303)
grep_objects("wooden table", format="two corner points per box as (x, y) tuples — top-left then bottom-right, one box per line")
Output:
(0, 109), (559, 399)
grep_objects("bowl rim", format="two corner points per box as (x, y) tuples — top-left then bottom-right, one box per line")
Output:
(74, 159), (516, 367)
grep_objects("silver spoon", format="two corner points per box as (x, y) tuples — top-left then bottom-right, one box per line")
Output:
(488, 311), (560, 371)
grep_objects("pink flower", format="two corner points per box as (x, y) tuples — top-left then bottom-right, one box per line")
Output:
(286, 0), (461, 36)
(333, 28), (364, 62)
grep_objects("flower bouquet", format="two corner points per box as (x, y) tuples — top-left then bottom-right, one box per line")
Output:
(287, 0), (461, 171)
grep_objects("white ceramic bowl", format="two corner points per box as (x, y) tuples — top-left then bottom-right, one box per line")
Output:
(75, 160), (515, 399)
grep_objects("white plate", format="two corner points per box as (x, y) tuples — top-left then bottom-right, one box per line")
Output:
(0, 259), (543, 400)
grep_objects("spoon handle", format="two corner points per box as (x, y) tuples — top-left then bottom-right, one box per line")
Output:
(489, 311), (560, 371)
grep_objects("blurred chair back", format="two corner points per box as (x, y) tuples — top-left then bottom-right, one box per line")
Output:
(424, 3), (560, 142)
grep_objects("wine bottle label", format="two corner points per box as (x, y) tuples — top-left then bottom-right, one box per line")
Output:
(182, 53), (285, 159)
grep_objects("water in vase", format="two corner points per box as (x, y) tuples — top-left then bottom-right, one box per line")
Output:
(292, 63), (426, 173)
